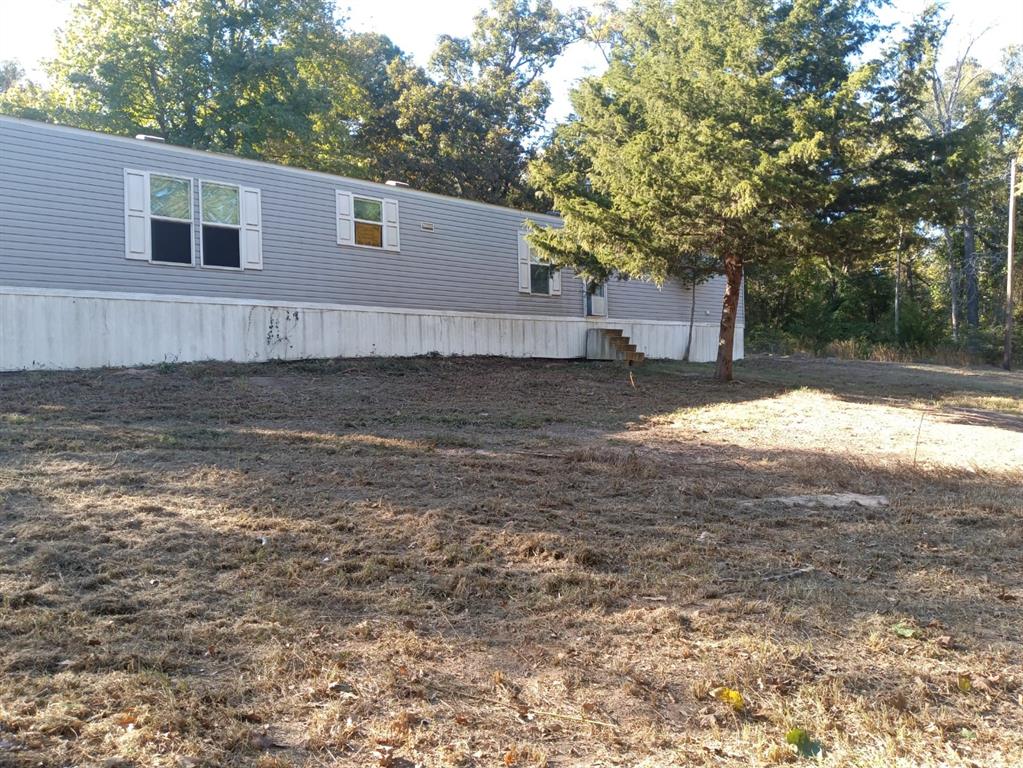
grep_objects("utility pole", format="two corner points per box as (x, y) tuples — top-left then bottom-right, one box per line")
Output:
(1005, 158), (1017, 371)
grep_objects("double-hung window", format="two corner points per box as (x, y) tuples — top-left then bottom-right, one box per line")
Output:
(200, 181), (242, 269)
(125, 169), (263, 270)
(517, 229), (561, 296)
(354, 196), (384, 248)
(149, 174), (193, 265)
(530, 252), (554, 295)
(336, 190), (400, 251)
(124, 170), (194, 265)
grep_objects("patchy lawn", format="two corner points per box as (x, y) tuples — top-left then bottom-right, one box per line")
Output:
(1, 355), (1021, 768)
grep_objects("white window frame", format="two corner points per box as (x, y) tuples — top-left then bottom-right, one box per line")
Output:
(149, 173), (195, 267)
(584, 279), (608, 317)
(517, 227), (561, 297)
(529, 249), (554, 296)
(352, 193), (386, 250)
(337, 190), (400, 251)
(125, 170), (196, 267)
(199, 179), (243, 271)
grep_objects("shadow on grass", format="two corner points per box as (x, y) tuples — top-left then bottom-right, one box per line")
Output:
(1, 356), (1022, 765)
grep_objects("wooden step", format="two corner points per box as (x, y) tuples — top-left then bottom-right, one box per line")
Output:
(594, 327), (644, 365)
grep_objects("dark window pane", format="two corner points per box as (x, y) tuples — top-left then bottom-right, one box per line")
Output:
(202, 225), (241, 268)
(355, 221), (383, 248)
(151, 219), (192, 264)
(530, 264), (550, 294)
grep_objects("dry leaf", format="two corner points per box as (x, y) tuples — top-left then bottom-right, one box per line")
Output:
(503, 747), (518, 766)
(711, 687), (746, 712)
(891, 621), (917, 639)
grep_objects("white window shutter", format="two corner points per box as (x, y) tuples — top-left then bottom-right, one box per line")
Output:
(240, 186), (262, 270)
(336, 191), (354, 245)
(124, 169), (150, 261)
(383, 198), (400, 251)
(517, 232), (531, 293)
(551, 267), (562, 296)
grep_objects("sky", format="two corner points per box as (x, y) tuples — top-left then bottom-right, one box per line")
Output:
(0, 0), (1020, 124)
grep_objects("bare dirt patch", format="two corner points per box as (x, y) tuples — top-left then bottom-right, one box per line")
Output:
(1, 355), (1021, 767)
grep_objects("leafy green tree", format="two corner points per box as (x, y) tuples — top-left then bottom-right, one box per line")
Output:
(529, 0), (923, 380)
(374, 0), (582, 207)
(0, 60), (24, 94)
(1, 0), (580, 209)
(911, 8), (1020, 346)
(2, 0), (351, 161)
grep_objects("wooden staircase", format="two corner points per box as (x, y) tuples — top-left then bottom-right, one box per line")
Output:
(596, 328), (646, 365)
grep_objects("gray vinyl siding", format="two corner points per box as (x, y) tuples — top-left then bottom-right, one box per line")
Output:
(0, 117), (742, 324)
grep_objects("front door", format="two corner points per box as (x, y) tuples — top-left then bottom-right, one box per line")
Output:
(586, 282), (607, 317)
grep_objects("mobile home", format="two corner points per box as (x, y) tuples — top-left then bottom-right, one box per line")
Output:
(0, 116), (743, 371)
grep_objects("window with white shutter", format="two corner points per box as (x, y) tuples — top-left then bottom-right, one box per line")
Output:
(124, 169), (194, 265)
(518, 229), (560, 296)
(336, 191), (354, 245)
(124, 170), (261, 270)
(337, 190), (399, 252)
(240, 187), (263, 270)
(124, 169), (150, 261)
(200, 181), (242, 269)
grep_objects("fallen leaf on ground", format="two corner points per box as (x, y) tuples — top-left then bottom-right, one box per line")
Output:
(786, 727), (823, 758)
(891, 621), (918, 638)
(711, 687), (746, 712)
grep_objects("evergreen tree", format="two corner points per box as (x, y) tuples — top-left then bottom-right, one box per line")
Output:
(529, 0), (930, 380)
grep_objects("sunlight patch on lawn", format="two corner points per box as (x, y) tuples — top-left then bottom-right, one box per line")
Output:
(652, 389), (1023, 472)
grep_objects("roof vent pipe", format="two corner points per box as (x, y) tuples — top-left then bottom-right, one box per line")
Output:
(135, 134), (166, 143)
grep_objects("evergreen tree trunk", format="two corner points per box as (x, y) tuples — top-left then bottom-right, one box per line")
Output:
(683, 268), (697, 362)
(964, 204), (979, 330)
(947, 234), (960, 341)
(715, 252), (743, 382)
(894, 251), (901, 341)
(894, 225), (904, 341)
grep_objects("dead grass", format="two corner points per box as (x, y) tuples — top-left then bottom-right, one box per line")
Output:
(1, 355), (1022, 767)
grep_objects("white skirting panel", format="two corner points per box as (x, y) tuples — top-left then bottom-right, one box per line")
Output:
(0, 288), (744, 371)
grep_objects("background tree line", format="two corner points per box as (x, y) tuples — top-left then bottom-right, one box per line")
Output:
(1, 0), (1020, 377)
(744, 6), (1022, 364)
(0, 0), (580, 209)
